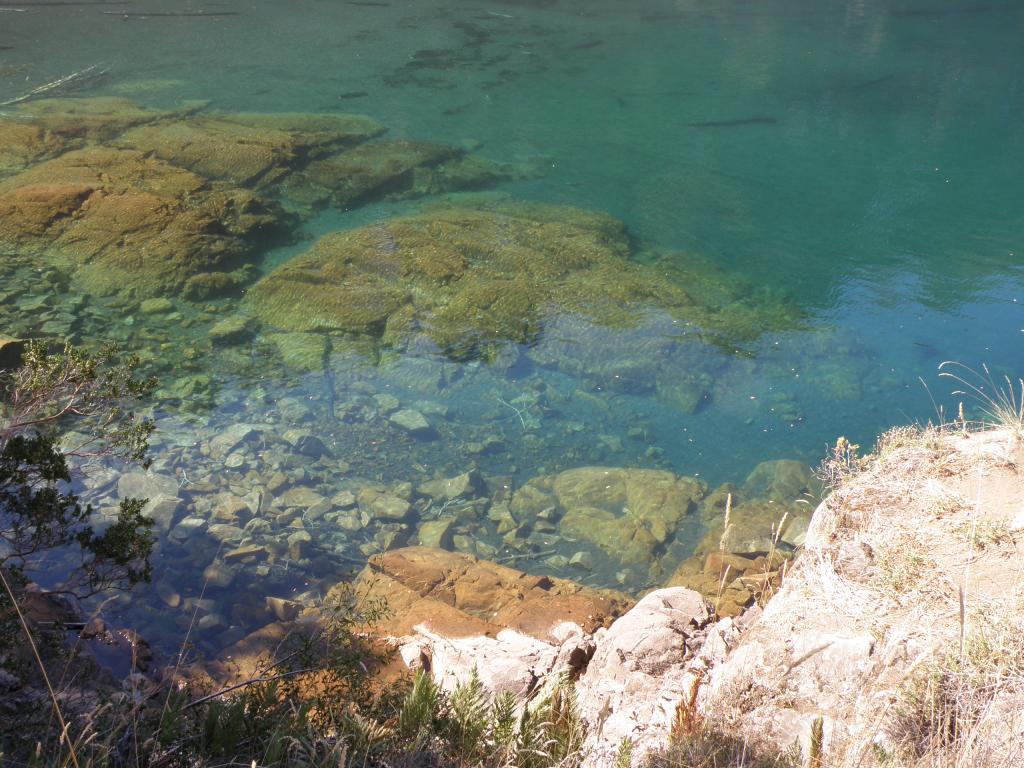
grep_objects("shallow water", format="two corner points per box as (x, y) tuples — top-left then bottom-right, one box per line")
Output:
(2, 0), (1023, 655)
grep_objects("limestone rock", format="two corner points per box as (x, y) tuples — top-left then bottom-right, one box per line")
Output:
(576, 588), (711, 766)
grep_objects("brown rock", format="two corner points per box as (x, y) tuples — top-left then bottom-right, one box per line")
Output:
(116, 112), (384, 188)
(349, 546), (631, 642)
(0, 148), (287, 297)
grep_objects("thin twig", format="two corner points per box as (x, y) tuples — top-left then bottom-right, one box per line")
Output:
(0, 64), (107, 107)
(183, 667), (315, 710)
(497, 397), (527, 429)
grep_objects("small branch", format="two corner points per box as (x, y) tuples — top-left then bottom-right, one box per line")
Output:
(0, 64), (107, 107)
(497, 397), (527, 429)
(183, 668), (315, 710)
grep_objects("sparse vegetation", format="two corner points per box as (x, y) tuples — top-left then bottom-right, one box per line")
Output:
(886, 615), (1024, 767)
(938, 361), (1024, 438)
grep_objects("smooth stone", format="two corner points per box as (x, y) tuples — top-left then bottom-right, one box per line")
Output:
(373, 393), (401, 414)
(197, 613), (226, 631)
(206, 523), (245, 543)
(155, 580), (181, 608)
(417, 469), (482, 503)
(569, 550), (595, 570)
(143, 495), (181, 533)
(117, 471), (180, 502)
(417, 517), (455, 549)
(202, 561), (236, 588)
(224, 544), (269, 562)
(287, 529), (313, 560)
(170, 516), (207, 540)
(277, 487), (327, 509)
(331, 490), (357, 509)
(266, 596), (303, 622)
(140, 297), (174, 315)
(208, 423), (261, 460)
(363, 491), (411, 521)
(389, 409), (435, 438)
(209, 315), (257, 346)
(282, 429), (329, 458)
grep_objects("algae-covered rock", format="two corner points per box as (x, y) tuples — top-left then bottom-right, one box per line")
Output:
(244, 203), (672, 356)
(10, 97), (193, 142)
(743, 459), (820, 504)
(245, 202), (800, 365)
(0, 147), (288, 297)
(115, 112), (385, 188)
(293, 139), (459, 207)
(288, 139), (519, 209)
(511, 467), (705, 565)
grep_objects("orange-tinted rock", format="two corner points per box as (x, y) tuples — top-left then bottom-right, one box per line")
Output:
(11, 96), (193, 142)
(0, 121), (70, 176)
(115, 112), (384, 188)
(0, 148), (287, 297)
(665, 548), (791, 618)
(349, 546), (631, 642)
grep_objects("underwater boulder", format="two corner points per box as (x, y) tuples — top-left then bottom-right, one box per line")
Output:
(115, 111), (385, 189)
(0, 121), (71, 177)
(244, 202), (703, 358)
(509, 466), (706, 566)
(9, 97), (197, 143)
(245, 201), (802, 395)
(0, 147), (288, 298)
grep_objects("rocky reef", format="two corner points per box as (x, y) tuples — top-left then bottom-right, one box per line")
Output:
(245, 201), (802, 364)
(0, 96), (524, 299)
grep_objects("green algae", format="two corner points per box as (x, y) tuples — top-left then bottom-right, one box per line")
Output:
(245, 201), (803, 363)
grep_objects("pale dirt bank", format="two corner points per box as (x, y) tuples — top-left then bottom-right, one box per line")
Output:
(698, 426), (1024, 767)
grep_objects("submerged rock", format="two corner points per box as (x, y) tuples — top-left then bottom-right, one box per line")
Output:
(0, 147), (287, 297)
(245, 201), (800, 366)
(115, 111), (385, 189)
(513, 466), (706, 565)
(388, 408), (434, 437)
(0, 98), (194, 176)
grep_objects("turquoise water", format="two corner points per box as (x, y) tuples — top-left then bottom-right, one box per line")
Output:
(2, 0), (1023, 654)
